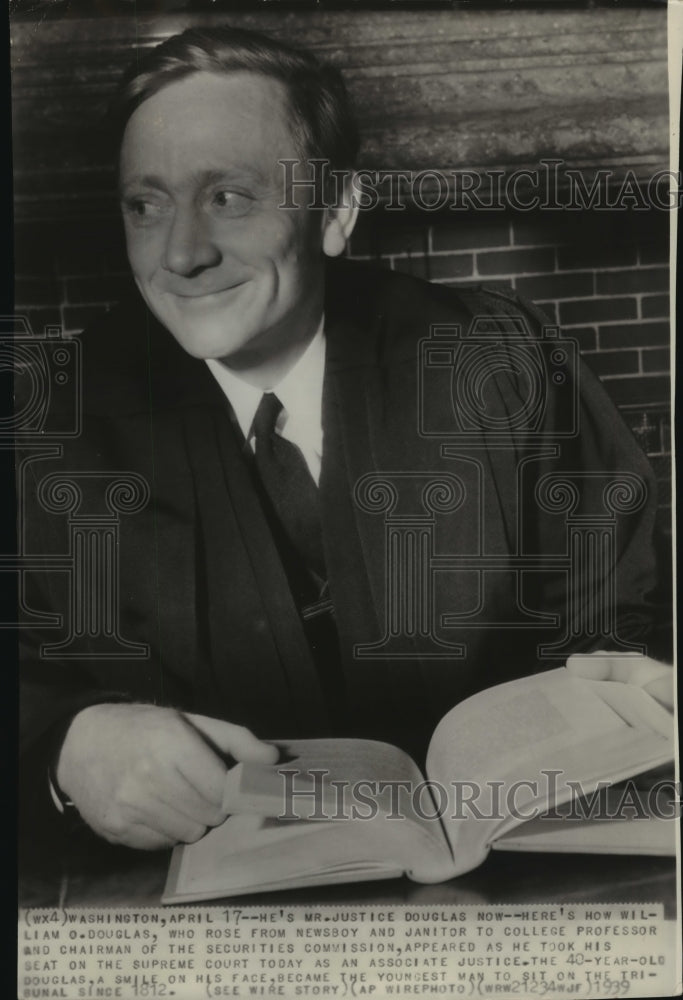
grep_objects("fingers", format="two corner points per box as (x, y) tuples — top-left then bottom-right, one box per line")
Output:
(100, 821), (190, 852)
(124, 826), (180, 851)
(566, 650), (625, 681)
(166, 764), (229, 828)
(643, 675), (675, 711)
(120, 799), (208, 847)
(119, 752), (228, 829)
(184, 713), (279, 766)
(91, 778), (212, 849)
(170, 728), (232, 815)
(566, 652), (674, 708)
(114, 717), (232, 830)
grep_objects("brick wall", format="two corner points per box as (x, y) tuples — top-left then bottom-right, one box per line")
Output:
(349, 207), (671, 406)
(347, 206), (672, 532)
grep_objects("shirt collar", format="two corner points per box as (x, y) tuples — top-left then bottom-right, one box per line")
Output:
(205, 317), (326, 443)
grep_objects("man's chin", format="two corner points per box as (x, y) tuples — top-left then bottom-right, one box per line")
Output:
(167, 327), (249, 361)
(149, 305), (239, 358)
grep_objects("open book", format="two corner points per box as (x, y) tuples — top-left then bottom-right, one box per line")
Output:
(163, 668), (676, 903)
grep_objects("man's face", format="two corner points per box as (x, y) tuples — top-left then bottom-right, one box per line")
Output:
(119, 71), (327, 373)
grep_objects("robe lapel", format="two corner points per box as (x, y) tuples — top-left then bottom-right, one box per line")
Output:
(319, 265), (492, 756)
(320, 305), (440, 752)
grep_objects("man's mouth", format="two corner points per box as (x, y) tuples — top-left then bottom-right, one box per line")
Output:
(170, 282), (247, 301)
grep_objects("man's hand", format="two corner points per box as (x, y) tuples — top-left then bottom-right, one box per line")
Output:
(55, 704), (279, 850)
(565, 651), (674, 711)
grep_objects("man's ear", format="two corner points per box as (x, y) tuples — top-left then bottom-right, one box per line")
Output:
(321, 172), (360, 258)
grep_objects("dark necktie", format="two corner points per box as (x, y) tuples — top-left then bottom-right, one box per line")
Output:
(251, 392), (325, 583)
(251, 392), (345, 729)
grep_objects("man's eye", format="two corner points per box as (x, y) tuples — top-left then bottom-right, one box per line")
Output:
(122, 198), (166, 223)
(210, 190), (253, 215)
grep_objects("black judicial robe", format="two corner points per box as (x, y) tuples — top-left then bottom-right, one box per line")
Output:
(18, 260), (664, 826)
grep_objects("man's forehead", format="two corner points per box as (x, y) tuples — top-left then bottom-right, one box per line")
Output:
(120, 70), (301, 172)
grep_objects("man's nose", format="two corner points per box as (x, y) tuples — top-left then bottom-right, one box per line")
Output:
(161, 207), (221, 277)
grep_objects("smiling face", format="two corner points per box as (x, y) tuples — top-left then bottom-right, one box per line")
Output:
(119, 71), (334, 383)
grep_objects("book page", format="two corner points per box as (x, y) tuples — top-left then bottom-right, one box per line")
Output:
(163, 814), (406, 903)
(223, 737), (453, 871)
(427, 668), (673, 784)
(425, 668), (674, 870)
(493, 787), (677, 857)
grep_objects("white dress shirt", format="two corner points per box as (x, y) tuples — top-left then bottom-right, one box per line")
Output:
(205, 320), (325, 485)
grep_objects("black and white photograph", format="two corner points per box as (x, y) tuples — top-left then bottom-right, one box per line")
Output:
(10, 1), (680, 998)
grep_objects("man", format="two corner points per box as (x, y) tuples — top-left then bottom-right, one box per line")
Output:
(19, 26), (672, 854)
